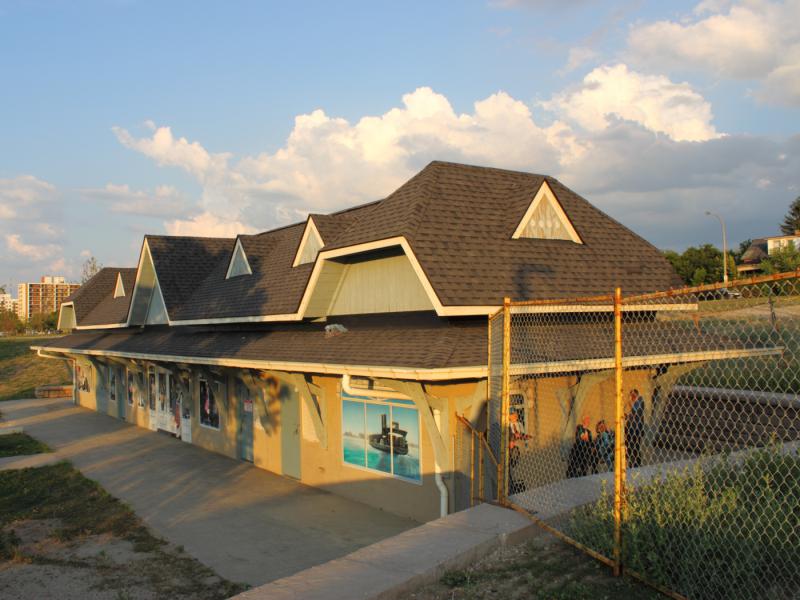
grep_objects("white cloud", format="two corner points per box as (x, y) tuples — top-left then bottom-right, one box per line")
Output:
(116, 87), (582, 231)
(81, 183), (192, 218)
(0, 175), (57, 221)
(560, 46), (598, 74)
(5, 234), (61, 261)
(114, 84), (798, 254)
(164, 211), (256, 238)
(627, 0), (800, 105)
(542, 64), (720, 142)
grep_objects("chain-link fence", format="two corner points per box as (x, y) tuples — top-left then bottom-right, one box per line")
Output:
(490, 272), (800, 600)
(454, 415), (499, 512)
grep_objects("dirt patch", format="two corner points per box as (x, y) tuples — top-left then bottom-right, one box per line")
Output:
(0, 519), (241, 599)
(408, 531), (661, 600)
(0, 463), (246, 599)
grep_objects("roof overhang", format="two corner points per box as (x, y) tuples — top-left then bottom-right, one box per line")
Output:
(32, 345), (487, 382)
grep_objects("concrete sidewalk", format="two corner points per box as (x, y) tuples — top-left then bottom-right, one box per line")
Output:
(235, 503), (537, 600)
(0, 398), (417, 587)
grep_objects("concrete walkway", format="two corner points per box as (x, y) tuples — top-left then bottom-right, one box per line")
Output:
(235, 503), (537, 600)
(0, 398), (417, 587)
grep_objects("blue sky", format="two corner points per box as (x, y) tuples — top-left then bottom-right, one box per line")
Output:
(1, 0), (799, 287)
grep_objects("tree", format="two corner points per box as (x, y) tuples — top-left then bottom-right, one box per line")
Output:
(0, 309), (20, 335)
(761, 241), (800, 274)
(733, 239), (752, 263)
(81, 256), (102, 284)
(780, 197), (800, 235)
(663, 244), (733, 286)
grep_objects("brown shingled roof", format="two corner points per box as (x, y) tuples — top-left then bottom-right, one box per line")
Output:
(39, 312), (486, 371)
(67, 161), (683, 325)
(66, 268), (137, 326)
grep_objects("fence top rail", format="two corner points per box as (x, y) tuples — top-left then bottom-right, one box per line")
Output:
(623, 269), (800, 303)
(508, 293), (615, 307)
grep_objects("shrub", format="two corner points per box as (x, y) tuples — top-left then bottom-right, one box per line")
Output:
(568, 445), (800, 600)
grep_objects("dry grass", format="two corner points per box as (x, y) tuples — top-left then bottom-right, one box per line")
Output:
(0, 336), (71, 402)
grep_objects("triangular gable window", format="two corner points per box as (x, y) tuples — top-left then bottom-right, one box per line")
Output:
(292, 217), (324, 267)
(512, 181), (582, 243)
(226, 239), (252, 279)
(113, 273), (126, 298)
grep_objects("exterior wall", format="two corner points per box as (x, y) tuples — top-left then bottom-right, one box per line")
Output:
(63, 356), (489, 523)
(297, 375), (446, 522)
(190, 372), (238, 459)
(767, 235), (800, 255)
(74, 360), (97, 410)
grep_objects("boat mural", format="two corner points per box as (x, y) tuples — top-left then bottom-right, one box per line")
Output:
(369, 414), (409, 455)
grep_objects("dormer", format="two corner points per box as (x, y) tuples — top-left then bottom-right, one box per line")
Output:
(113, 272), (126, 298)
(292, 217), (324, 267)
(512, 180), (582, 244)
(226, 238), (253, 279)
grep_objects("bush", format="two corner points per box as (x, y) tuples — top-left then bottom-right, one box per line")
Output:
(568, 446), (800, 600)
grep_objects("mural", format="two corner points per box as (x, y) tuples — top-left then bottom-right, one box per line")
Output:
(342, 392), (421, 482)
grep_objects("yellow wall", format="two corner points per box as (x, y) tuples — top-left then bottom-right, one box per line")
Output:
(190, 373), (238, 459)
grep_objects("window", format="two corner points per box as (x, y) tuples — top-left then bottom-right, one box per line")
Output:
(109, 368), (117, 403)
(148, 368), (156, 410)
(341, 391), (421, 483)
(199, 379), (221, 429)
(127, 370), (134, 405)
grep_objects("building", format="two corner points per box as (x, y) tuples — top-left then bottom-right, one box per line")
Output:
(737, 231), (800, 276)
(34, 161), (758, 523)
(17, 276), (81, 322)
(0, 293), (17, 315)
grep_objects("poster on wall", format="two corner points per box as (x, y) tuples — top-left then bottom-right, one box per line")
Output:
(148, 371), (156, 410)
(109, 369), (117, 402)
(341, 392), (421, 482)
(199, 379), (220, 428)
(127, 372), (134, 405)
(75, 365), (90, 392)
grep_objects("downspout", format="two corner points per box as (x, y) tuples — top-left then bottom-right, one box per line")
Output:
(433, 408), (448, 519)
(342, 374), (448, 518)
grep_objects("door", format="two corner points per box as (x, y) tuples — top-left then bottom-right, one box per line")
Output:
(238, 382), (254, 462)
(280, 385), (301, 479)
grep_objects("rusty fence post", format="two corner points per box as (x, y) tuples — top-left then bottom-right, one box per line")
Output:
(613, 287), (627, 576)
(500, 296), (511, 505)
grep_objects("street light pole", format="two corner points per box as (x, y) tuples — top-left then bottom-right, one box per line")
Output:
(706, 210), (728, 285)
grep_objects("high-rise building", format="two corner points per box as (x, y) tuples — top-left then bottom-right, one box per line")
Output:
(16, 276), (80, 322)
(0, 293), (17, 315)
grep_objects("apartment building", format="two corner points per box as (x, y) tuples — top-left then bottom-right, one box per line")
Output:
(17, 276), (80, 322)
(0, 293), (17, 315)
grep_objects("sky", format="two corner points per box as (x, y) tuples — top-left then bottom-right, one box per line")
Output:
(1, 0), (799, 288)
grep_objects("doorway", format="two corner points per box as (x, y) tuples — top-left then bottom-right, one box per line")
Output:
(238, 381), (254, 462)
(280, 385), (301, 479)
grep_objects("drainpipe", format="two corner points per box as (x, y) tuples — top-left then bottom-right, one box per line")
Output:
(433, 408), (449, 518)
(342, 374), (449, 518)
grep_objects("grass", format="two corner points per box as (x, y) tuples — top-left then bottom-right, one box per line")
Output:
(0, 461), (247, 598)
(0, 336), (71, 401)
(412, 533), (660, 600)
(0, 432), (51, 457)
(568, 445), (800, 600)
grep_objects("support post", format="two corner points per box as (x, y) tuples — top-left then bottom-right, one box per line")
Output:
(478, 435), (484, 502)
(613, 287), (626, 576)
(500, 296), (511, 505)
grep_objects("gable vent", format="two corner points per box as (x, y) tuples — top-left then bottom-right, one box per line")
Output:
(226, 238), (253, 279)
(512, 181), (582, 244)
(113, 272), (126, 298)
